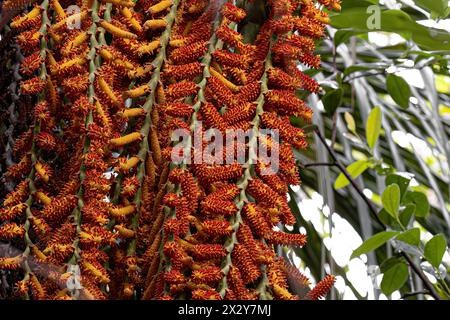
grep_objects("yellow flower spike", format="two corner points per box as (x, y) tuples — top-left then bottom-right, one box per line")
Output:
(209, 67), (241, 93)
(143, 19), (168, 31)
(99, 20), (137, 39)
(123, 84), (151, 99)
(121, 7), (143, 33)
(10, 6), (41, 29)
(34, 191), (52, 205)
(110, 132), (143, 147)
(62, 31), (88, 56)
(109, 205), (136, 218)
(101, 0), (135, 7)
(169, 38), (187, 47)
(117, 108), (146, 118)
(136, 39), (161, 56)
(98, 77), (121, 106)
(147, 0), (172, 14)
(115, 156), (141, 172)
(114, 225), (135, 238)
(51, 0), (66, 18)
(34, 162), (50, 183)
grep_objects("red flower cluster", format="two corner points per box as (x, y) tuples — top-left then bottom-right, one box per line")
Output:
(0, 0), (339, 300)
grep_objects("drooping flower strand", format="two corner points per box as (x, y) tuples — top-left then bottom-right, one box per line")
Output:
(0, 0), (52, 299)
(114, 0), (182, 299)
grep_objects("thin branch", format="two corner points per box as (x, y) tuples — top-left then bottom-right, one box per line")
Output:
(302, 162), (336, 169)
(313, 129), (442, 301)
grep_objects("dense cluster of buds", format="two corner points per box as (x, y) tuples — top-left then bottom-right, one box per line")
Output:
(0, 0), (340, 300)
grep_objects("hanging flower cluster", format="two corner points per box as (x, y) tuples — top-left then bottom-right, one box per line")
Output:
(0, 0), (340, 300)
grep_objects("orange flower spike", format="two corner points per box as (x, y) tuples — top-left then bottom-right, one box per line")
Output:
(42, 195), (78, 223)
(79, 225), (117, 247)
(3, 181), (29, 206)
(271, 15), (295, 35)
(110, 132), (143, 147)
(231, 244), (261, 284)
(20, 52), (43, 76)
(196, 163), (243, 184)
(97, 76), (122, 107)
(29, 275), (47, 300)
(10, 5), (41, 30)
(164, 270), (186, 284)
(164, 62), (203, 81)
(305, 275), (336, 300)
(51, 57), (86, 77)
(206, 75), (234, 105)
(28, 217), (51, 240)
(191, 289), (222, 300)
(20, 77), (46, 95)
(62, 73), (90, 98)
(292, 16), (326, 39)
(0, 223), (25, 240)
(242, 203), (272, 237)
(268, 67), (302, 90)
(247, 178), (282, 209)
(12, 130), (33, 159)
(213, 49), (249, 70)
(6, 155), (31, 178)
(272, 284), (298, 300)
(285, 34), (316, 52)
(201, 220), (233, 237)
(201, 197), (237, 216)
(191, 267), (223, 284)
(99, 20), (138, 39)
(223, 103), (256, 125)
(0, 256), (23, 270)
(35, 132), (57, 152)
(121, 176), (140, 198)
(199, 102), (226, 132)
(147, 0), (172, 14)
(221, 2), (247, 23)
(165, 81), (198, 101)
(189, 244), (226, 260)
(170, 42), (208, 64)
(318, 0), (342, 11)
(16, 30), (41, 53)
(216, 23), (244, 49)
(161, 103), (193, 117)
(266, 231), (307, 247)
(81, 260), (111, 284)
(261, 112), (308, 150)
(284, 263), (311, 289)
